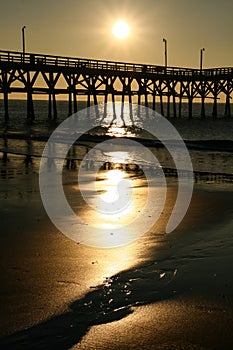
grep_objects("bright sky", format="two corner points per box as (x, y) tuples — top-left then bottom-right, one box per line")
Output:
(1, 0), (233, 68)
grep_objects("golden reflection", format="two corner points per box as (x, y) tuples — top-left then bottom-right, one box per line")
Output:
(96, 168), (132, 218)
(102, 102), (135, 138)
(100, 169), (125, 203)
(106, 169), (125, 182)
(107, 126), (129, 137)
(75, 163), (149, 247)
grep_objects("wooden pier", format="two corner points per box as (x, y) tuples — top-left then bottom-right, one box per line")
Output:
(0, 49), (233, 120)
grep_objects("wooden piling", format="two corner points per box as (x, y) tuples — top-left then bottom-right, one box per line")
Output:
(160, 93), (164, 116)
(188, 97), (193, 119)
(167, 95), (170, 118)
(52, 93), (57, 120)
(3, 90), (9, 121)
(178, 95), (182, 118)
(48, 92), (52, 119)
(73, 90), (77, 113)
(224, 95), (231, 117)
(212, 96), (217, 118)
(68, 91), (72, 116)
(27, 90), (35, 120)
(173, 95), (177, 118)
(112, 93), (116, 119)
(201, 95), (205, 118)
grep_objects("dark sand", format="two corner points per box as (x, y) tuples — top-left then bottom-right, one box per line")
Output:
(0, 162), (233, 349)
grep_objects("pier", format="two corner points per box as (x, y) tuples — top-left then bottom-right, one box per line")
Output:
(0, 49), (233, 120)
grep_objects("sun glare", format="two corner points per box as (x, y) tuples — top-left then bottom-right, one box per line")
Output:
(112, 20), (130, 39)
(106, 169), (125, 182)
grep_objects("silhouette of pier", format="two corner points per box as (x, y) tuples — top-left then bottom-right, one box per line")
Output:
(1, 49), (233, 120)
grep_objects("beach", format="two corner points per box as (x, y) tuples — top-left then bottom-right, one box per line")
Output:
(2, 0), (233, 347)
(1, 153), (233, 349)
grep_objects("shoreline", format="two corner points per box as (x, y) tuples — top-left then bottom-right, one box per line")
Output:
(1, 131), (233, 151)
(0, 161), (233, 348)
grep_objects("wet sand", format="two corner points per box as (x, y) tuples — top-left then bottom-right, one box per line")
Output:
(0, 161), (233, 349)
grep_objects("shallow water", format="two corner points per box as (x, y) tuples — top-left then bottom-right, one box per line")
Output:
(1, 100), (233, 176)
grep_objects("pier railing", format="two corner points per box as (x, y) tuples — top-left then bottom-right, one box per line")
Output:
(1, 49), (233, 78)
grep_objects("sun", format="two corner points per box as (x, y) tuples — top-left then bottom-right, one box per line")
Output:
(112, 20), (130, 40)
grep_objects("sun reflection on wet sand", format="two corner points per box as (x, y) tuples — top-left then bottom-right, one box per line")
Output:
(99, 169), (126, 203)
(76, 166), (149, 247)
(63, 141), (160, 246)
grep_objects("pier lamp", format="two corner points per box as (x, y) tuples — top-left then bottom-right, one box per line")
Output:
(163, 38), (167, 68)
(22, 26), (26, 55)
(200, 48), (205, 71)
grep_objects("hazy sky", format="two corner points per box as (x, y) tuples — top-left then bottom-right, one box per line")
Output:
(1, 0), (233, 68)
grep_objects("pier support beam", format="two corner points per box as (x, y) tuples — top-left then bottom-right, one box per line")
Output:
(188, 97), (193, 119)
(145, 93), (149, 118)
(53, 93), (57, 119)
(212, 82), (218, 119)
(112, 93), (117, 119)
(129, 93), (133, 120)
(212, 96), (217, 118)
(27, 91), (35, 120)
(201, 95), (205, 118)
(173, 95), (177, 118)
(137, 92), (142, 118)
(48, 93), (52, 119)
(224, 95), (231, 117)
(68, 92), (72, 116)
(200, 79), (206, 118)
(120, 94), (125, 125)
(201, 96), (205, 118)
(152, 93), (156, 111)
(103, 92), (108, 118)
(73, 90), (77, 113)
(159, 93), (164, 116)
(2, 71), (9, 121)
(167, 95), (170, 118)
(48, 92), (57, 119)
(87, 92), (91, 108)
(26, 71), (35, 120)
(93, 92), (99, 118)
(3, 90), (9, 121)
(144, 92), (148, 108)
(178, 95), (182, 118)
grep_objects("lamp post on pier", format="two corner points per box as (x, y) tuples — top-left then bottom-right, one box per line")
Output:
(200, 48), (206, 118)
(22, 26), (26, 56)
(200, 47), (205, 72)
(163, 38), (167, 68)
